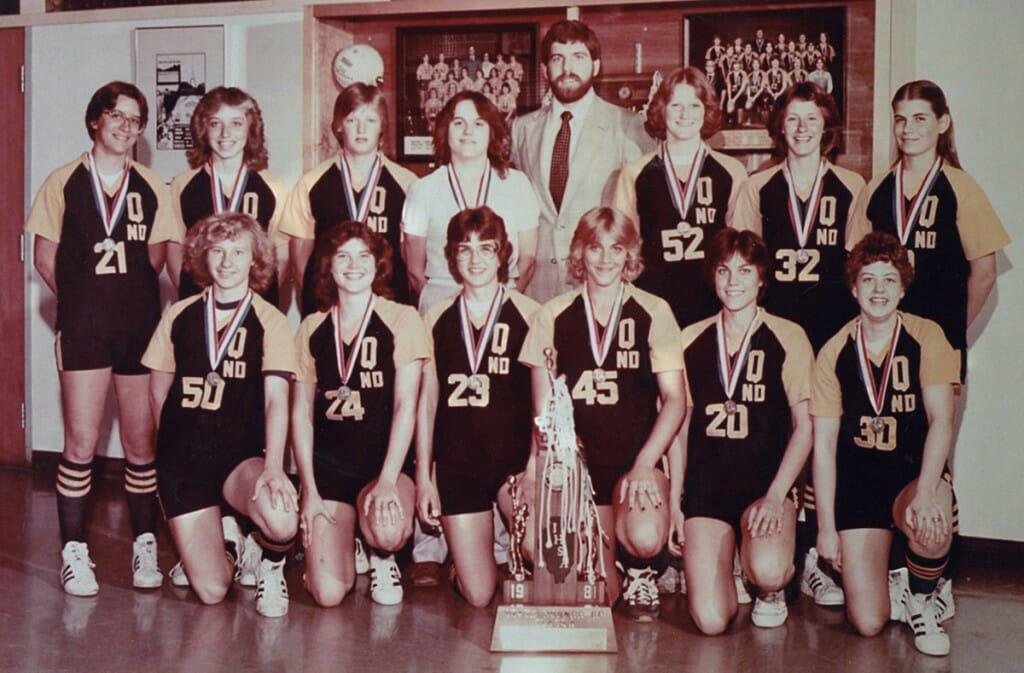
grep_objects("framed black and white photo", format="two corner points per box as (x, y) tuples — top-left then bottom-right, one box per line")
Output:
(395, 23), (540, 162)
(685, 7), (845, 151)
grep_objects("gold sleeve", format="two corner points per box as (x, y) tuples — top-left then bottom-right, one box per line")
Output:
(165, 171), (192, 245)
(946, 168), (1012, 260)
(293, 313), (324, 383)
(810, 328), (848, 418)
(141, 299), (195, 373)
(909, 315), (961, 387)
(258, 300), (298, 375)
(519, 300), (558, 369)
(611, 155), (645, 225)
(278, 162), (330, 240)
(144, 167), (180, 244)
(393, 305), (431, 367)
(646, 294), (684, 373)
(727, 174), (764, 235)
(845, 176), (883, 252)
(262, 170), (291, 247)
(775, 317), (813, 406)
(25, 160), (77, 242)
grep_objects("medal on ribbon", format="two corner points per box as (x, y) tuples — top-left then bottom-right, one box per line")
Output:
(459, 286), (505, 392)
(855, 315), (902, 432)
(447, 163), (492, 211)
(331, 295), (376, 400)
(893, 157), (943, 246)
(339, 153), (383, 223)
(204, 289), (254, 387)
(715, 308), (762, 414)
(582, 283), (625, 384)
(87, 152), (131, 252)
(210, 161), (250, 214)
(662, 142), (708, 233)
(784, 159), (827, 263)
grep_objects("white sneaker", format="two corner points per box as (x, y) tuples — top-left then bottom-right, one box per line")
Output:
(369, 554), (404, 606)
(934, 577), (955, 623)
(131, 533), (163, 589)
(236, 534), (262, 588)
(354, 538), (370, 575)
(656, 565), (680, 595)
(256, 559), (289, 618)
(905, 590), (950, 656)
(61, 541), (99, 597)
(800, 548), (845, 606)
(169, 561), (190, 587)
(751, 590), (788, 628)
(888, 568), (910, 622)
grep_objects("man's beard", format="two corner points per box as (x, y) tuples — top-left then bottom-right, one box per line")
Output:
(551, 71), (593, 104)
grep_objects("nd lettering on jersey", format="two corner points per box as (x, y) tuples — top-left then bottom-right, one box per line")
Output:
(179, 327), (249, 412)
(571, 318), (639, 406)
(364, 187), (390, 234)
(486, 322), (511, 375)
(911, 195), (940, 251)
(323, 336), (382, 423)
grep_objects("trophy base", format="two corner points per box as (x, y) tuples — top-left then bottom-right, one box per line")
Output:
(489, 604), (617, 653)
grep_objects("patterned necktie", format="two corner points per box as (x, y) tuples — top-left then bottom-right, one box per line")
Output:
(549, 110), (572, 211)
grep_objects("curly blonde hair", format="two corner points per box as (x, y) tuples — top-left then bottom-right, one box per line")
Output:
(183, 212), (276, 294)
(566, 207), (644, 286)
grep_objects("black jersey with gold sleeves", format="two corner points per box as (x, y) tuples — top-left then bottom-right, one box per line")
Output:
(142, 292), (296, 460)
(295, 297), (430, 477)
(170, 166), (287, 304)
(520, 284), (683, 471)
(25, 153), (177, 332)
(614, 149), (747, 327)
(280, 156), (418, 313)
(425, 290), (538, 465)
(811, 313), (959, 472)
(731, 162), (866, 351)
(847, 164), (1010, 357)
(681, 311), (813, 500)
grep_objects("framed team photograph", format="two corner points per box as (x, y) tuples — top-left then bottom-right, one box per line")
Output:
(684, 7), (846, 151)
(395, 23), (540, 163)
(133, 25), (225, 178)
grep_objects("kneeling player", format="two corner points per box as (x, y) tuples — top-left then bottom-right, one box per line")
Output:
(520, 207), (687, 622)
(144, 213), (299, 617)
(292, 222), (428, 607)
(416, 207), (539, 607)
(674, 229), (814, 632)
(812, 232), (958, 656)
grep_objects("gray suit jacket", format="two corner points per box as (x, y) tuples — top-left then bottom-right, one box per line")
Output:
(511, 96), (654, 303)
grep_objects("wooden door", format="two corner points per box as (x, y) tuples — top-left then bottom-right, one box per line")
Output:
(0, 28), (25, 465)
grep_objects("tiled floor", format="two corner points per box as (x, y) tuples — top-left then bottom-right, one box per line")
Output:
(2, 466), (1021, 673)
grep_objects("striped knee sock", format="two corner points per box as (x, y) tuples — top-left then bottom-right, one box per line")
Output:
(123, 461), (158, 538)
(57, 457), (93, 545)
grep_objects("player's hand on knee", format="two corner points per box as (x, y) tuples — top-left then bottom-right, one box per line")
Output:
(747, 494), (785, 538)
(906, 489), (947, 547)
(300, 491), (336, 548)
(620, 465), (662, 511)
(254, 467), (299, 513)
(416, 479), (441, 527)
(817, 529), (842, 571)
(668, 507), (686, 556)
(365, 478), (403, 528)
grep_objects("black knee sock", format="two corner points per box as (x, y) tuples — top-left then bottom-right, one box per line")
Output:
(906, 548), (948, 595)
(123, 461), (158, 538)
(254, 530), (295, 564)
(57, 457), (93, 545)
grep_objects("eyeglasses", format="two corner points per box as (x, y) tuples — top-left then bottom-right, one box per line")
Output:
(104, 109), (144, 133)
(456, 242), (498, 261)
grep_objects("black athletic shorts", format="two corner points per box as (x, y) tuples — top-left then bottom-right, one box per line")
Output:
(56, 317), (157, 375)
(157, 447), (259, 519)
(835, 456), (955, 532)
(313, 454), (413, 507)
(437, 456), (527, 516)
(684, 485), (798, 536)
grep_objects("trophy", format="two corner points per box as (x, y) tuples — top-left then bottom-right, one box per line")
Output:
(490, 349), (617, 653)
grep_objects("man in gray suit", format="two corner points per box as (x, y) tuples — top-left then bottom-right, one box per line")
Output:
(511, 20), (654, 302)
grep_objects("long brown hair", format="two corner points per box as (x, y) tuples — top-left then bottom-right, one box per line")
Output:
(644, 66), (722, 141)
(432, 91), (510, 177)
(186, 87), (269, 171)
(892, 80), (961, 169)
(311, 221), (394, 311)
